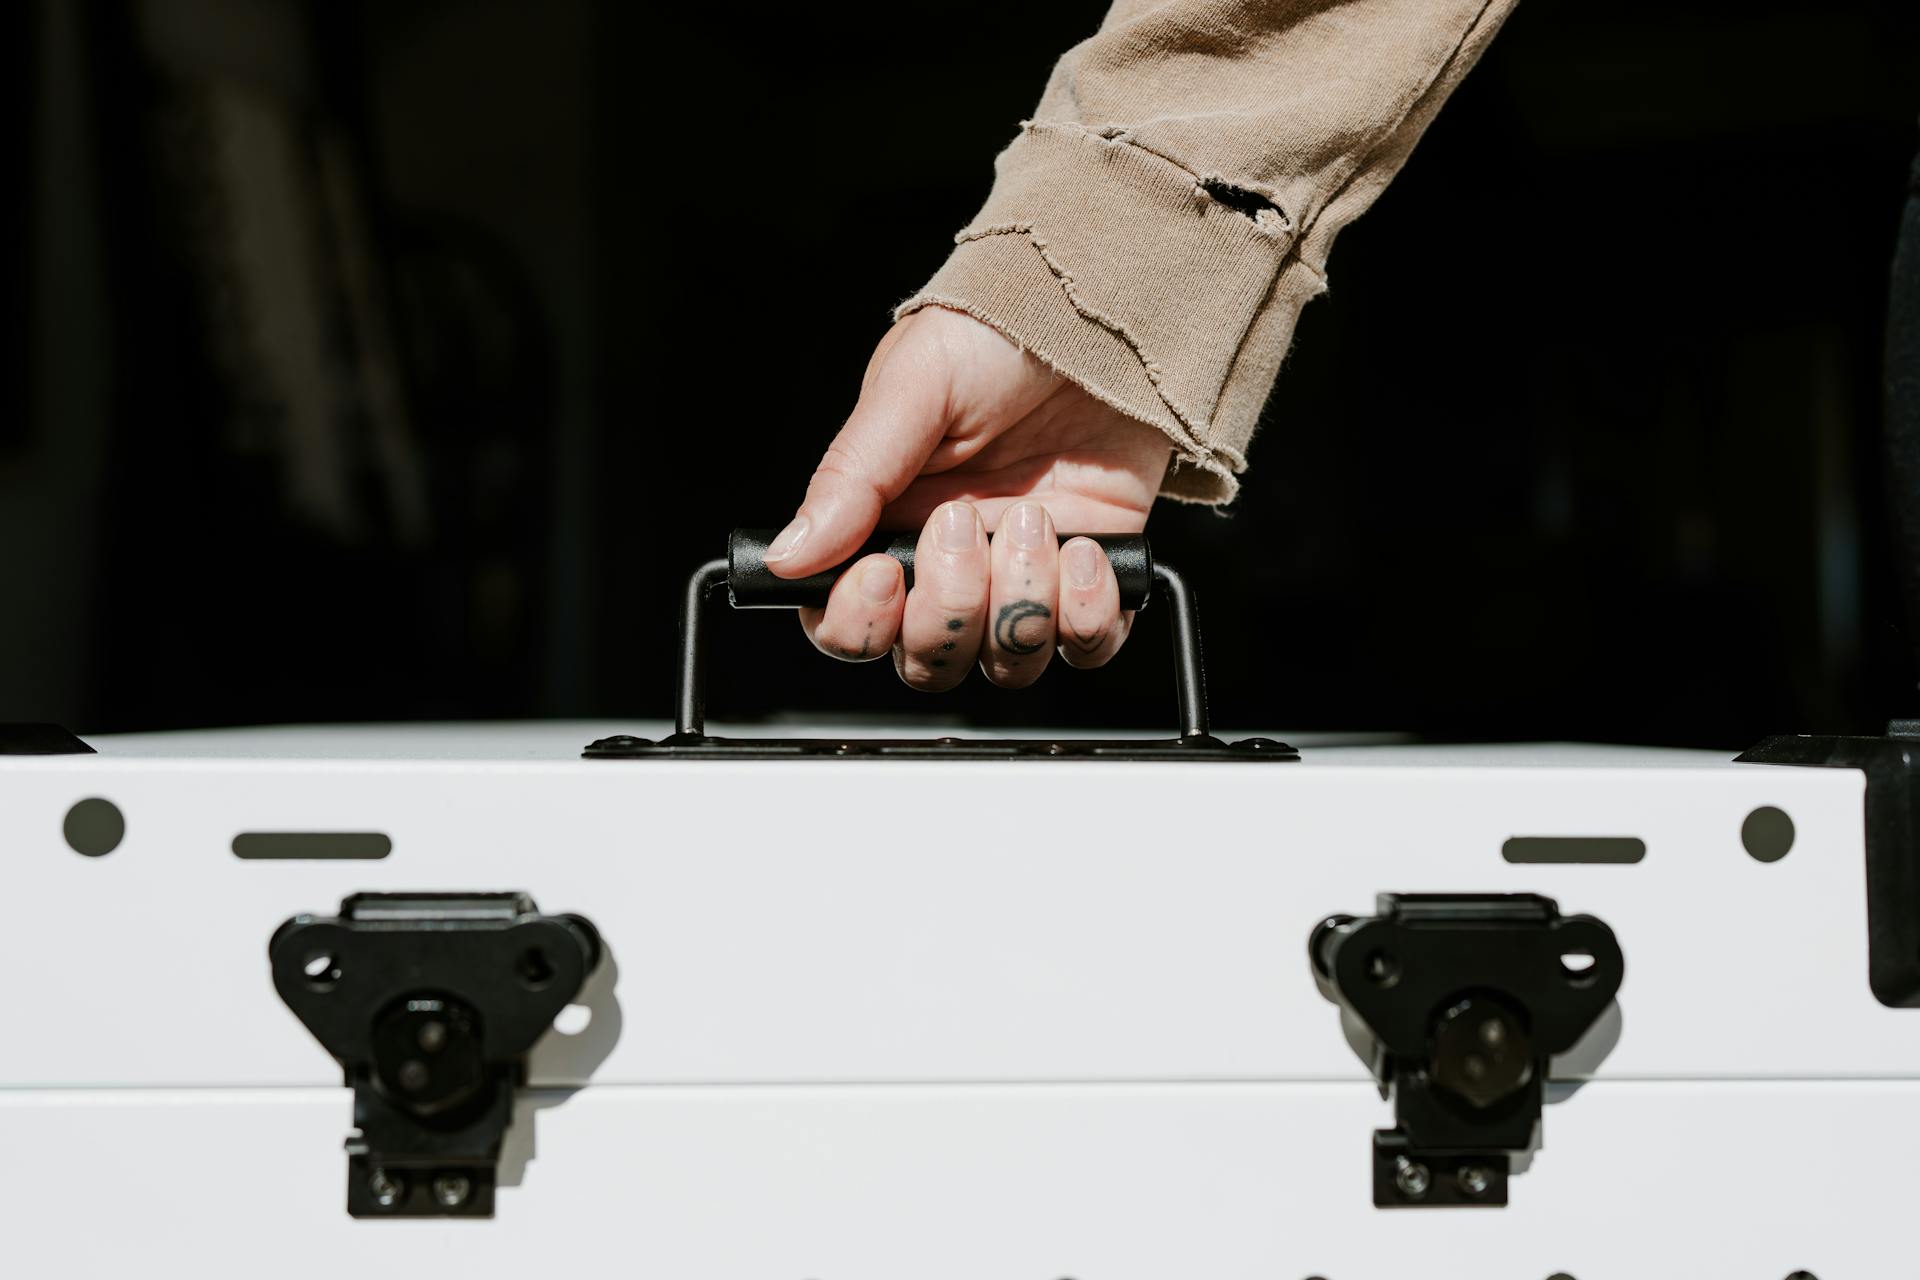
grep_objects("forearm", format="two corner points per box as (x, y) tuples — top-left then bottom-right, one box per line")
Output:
(898, 0), (1517, 502)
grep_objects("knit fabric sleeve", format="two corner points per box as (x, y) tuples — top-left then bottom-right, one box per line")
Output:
(896, 0), (1517, 503)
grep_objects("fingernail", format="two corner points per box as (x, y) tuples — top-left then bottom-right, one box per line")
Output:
(1065, 539), (1101, 588)
(935, 502), (976, 553)
(1006, 501), (1048, 551)
(765, 516), (809, 562)
(860, 558), (900, 603)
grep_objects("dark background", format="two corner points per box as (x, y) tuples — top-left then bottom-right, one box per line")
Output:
(9, 0), (1919, 745)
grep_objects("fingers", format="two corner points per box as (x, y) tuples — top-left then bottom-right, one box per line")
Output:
(1055, 537), (1129, 668)
(764, 331), (950, 580)
(795, 501), (1134, 686)
(798, 553), (905, 663)
(981, 501), (1058, 688)
(894, 501), (989, 691)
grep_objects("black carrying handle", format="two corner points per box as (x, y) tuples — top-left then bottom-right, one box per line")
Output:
(726, 528), (1155, 610)
(671, 528), (1214, 742)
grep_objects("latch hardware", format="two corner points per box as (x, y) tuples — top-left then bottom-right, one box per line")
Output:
(1309, 893), (1623, 1208)
(269, 893), (602, 1218)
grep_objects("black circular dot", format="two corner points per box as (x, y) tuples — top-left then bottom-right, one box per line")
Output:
(64, 797), (125, 857)
(1742, 805), (1795, 863)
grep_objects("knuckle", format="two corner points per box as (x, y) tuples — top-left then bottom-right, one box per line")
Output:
(989, 599), (1056, 659)
(899, 661), (957, 692)
(918, 649), (963, 682)
(1062, 644), (1112, 669)
(1056, 616), (1110, 663)
(812, 624), (878, 663)
(812, 444), (884, 499)
(909, 621), (973, 675)
(926, 587), (987, 617)
(982, 651), (1044, 688)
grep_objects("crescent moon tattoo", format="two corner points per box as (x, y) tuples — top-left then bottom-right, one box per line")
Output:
(994, 599), (1051, 654)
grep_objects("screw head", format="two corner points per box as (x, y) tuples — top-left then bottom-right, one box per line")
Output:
(1393, 1155), (1431, 1199)
(1431, 995), (1533, 1108)
(372, 997), (484, 1117)
(369, 1168), (405, 1207)
(432, 1173), (472, 1208)
(1456, 1164), (1493, 1197)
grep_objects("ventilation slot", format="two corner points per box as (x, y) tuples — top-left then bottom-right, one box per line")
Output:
(1502, 836), (1645, 865)
(233, 832), (393, 860)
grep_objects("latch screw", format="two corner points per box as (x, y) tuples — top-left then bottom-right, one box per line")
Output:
(369, 1168), (405, 1208)
(1456, 1165), (1493, 1197)
(433, 1174), (472, 1208)
(1431, 994), (1533, 1109)
(1392, 1155), (1431, 1199)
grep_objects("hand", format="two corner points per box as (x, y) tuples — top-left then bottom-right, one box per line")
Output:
(765, 307), (1172, 690)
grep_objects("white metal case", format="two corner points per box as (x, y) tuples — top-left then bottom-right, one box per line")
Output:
(0, 722), (1904, 1278)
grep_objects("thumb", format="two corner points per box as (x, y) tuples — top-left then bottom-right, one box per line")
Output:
(765, 337), (950, 578)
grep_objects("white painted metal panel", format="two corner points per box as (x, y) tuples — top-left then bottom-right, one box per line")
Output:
(0, 724), (1886, 1085)
(0, 1081), (1893, 1278)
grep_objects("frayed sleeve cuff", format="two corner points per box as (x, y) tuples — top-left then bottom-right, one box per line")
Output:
(896, 122), (1326, 504)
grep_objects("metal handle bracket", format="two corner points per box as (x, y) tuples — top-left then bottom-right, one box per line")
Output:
(585, 533), (1294, 762)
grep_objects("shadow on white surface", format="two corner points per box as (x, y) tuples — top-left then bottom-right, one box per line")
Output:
(503, 947), (623, 1187)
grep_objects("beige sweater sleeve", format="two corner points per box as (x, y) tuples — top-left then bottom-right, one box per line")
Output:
(897, 0), (1517, 502)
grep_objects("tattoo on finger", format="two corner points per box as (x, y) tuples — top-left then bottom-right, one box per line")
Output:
(994, 599), (1051, 655)
(1061, 612), (1104, 654)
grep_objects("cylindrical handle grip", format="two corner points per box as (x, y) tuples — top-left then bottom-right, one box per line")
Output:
(727, 528), (1154, 610)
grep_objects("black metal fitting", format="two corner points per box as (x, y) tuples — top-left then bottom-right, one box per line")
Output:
(583, 531), (1296, 762)
(1739, 729), (1920, 1007)
(1309, 893), (1623, 1208)
(269, 893), (602, 1218)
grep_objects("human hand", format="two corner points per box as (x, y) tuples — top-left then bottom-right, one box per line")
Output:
(765, 306), (1172, 690)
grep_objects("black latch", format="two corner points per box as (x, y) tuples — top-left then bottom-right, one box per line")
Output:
(269, 893), (603, 1218)
(1309, 893), (1623, 1208)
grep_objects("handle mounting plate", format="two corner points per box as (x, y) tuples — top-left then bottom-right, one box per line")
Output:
(584, 733), (1294, 761)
